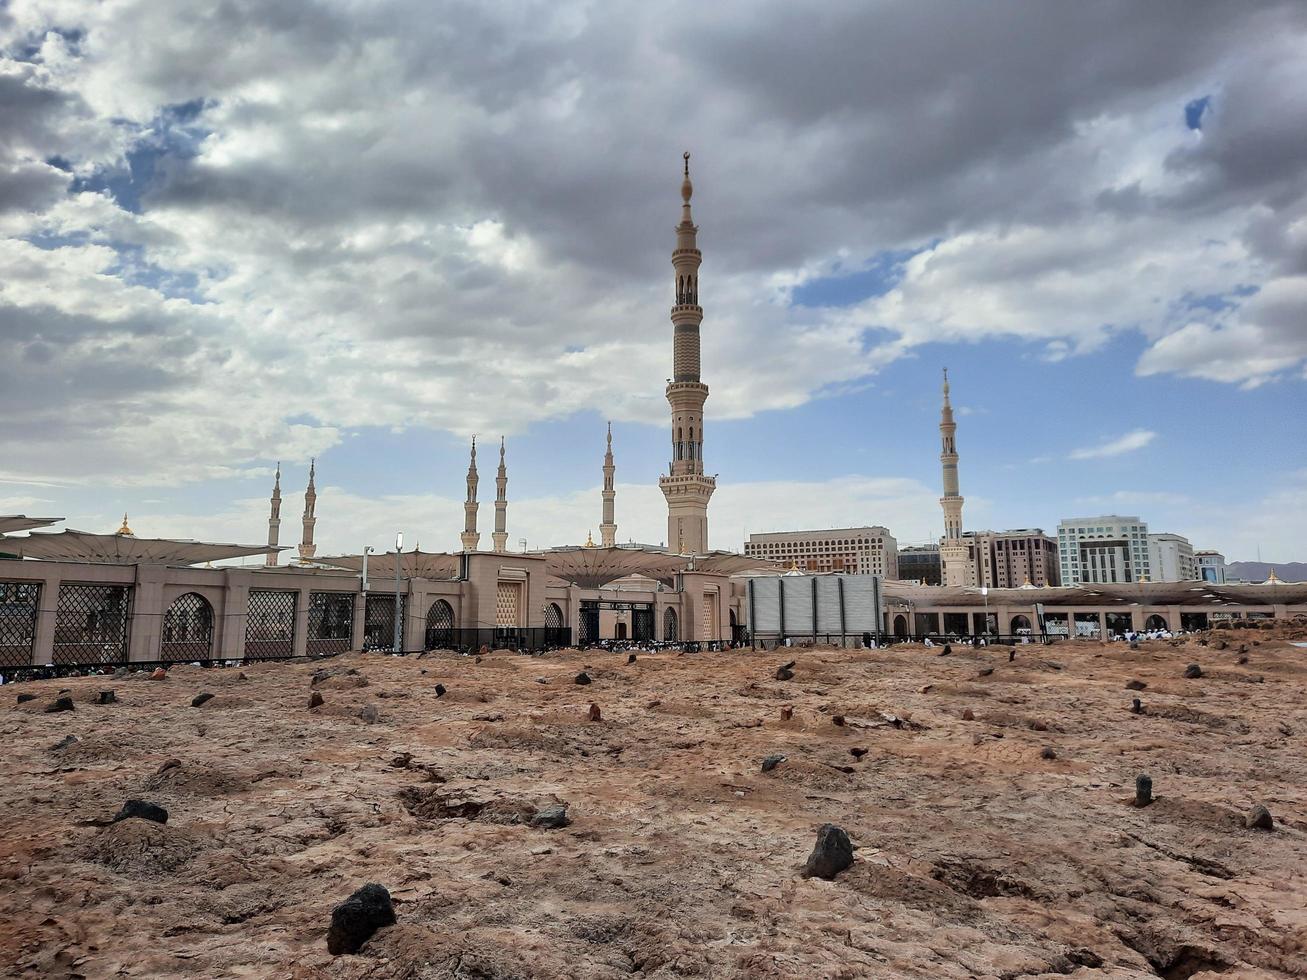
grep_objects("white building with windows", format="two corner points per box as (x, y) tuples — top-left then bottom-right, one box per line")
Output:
(744, 526), (899, 578)
(1057, 516), (1151, 585)
(1147, 532), (1198, 582)
(1196, 550), (1227, 584)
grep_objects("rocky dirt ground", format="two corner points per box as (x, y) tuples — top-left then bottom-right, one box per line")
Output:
(3, 629), (1307, 979)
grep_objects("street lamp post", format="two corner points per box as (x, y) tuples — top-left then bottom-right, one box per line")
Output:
(361, 545), (375, 593)
(981, 585), (990, 641)
(393, 531), (403, 654)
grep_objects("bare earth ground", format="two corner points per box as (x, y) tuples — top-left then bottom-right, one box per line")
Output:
(3, 630), (1307, 979)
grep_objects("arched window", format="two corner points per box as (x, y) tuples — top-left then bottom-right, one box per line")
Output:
(161, 592), (214, 662)
(663, 607), (679, 642)
(424, 599), (455, 650)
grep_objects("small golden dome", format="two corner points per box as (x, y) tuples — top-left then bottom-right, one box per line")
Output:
(584, 530), (595, 548)
(116, 513), (134, 536)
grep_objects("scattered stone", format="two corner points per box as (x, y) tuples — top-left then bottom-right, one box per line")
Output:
(156, 758), (181, 775)
(1029, 719), (1048, 732)
(474, 656), (483, 664)
(531, 803), (570, 829)
(326, 883), (396, 955)
(237, 671), (249, 680)
(51, 734), (80, 752)
(961, 708), (975, 721)
(1040, 746), (1057, 760)
(588, 703), (602, 722)
(191, 692), (214, 708)
(802, 823), (854, 880)
(309, 691), (324, 709)
(938, 645), (951, 657)
(761, 754), (786, 772)
(1183, 663), (1203, 679)
(536, 677), (548, 684)
(849, 747), (868, 760)
(977, 667), (994, 677)
(775, 661), (796, 681)
(1238, 643), (1248, 654)
(1129, 639), (1139, 650)
(1008, 650), (1016, 662)
(919, 684), (933, 694)
(1135, 774), (1153, 808)
(98, 690), (117, 705)
(16, 693), (36, 704)
(1213, 639), (1228, 651)
(575, 672), (592, 686)
(1125, 679), (1147, 691)
(359, 704), (380, 723)
(113, 666), (129, 678)
(1130, 697), (1143, 714)
(832, 715), (846, 727)
(627, 653), (637, 665)
(780, 705), (794, 721)
(113, 799), (168, 825)
(434, 684), (446, 697)
(151, 667), (167, 680)
(1246, 804), (1274, 831)
(45, 696), (75, 713)
(1237, 654), (1249, 665)
(390, 752), (413, 769)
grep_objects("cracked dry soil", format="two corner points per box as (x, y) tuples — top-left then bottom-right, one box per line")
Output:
(2, 632), (1307, 978)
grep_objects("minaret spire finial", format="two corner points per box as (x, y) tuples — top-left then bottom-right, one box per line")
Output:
(600, 421), (617, 547)
(298, 458), (318, 564)
(492, 436), (508, 552)
(461, 436), (481, 551)
(266, 460), (283, 566)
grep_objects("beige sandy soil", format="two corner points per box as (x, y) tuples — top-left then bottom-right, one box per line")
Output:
(3, 631), (1307, 979)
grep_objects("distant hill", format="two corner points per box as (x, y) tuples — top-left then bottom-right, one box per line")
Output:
(1226, 561), (1307, 583)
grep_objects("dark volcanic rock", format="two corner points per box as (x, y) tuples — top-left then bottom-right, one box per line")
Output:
(98, 690), (117, 705)
(1135, 774), (1153, 808)
(1246, 804), (1274, 831)
(1040, 746), (1057, 760)
(802, 823), (854, 880)
(1130, 697), (1143, 714)
(45, 696), (75, 713)
(1183, 663), (1203, 679)
(191, 692), (215, 708)
(113, 799), (168, 825)
(50, 734), (80, 752)
(531, 803), (570, 829)
(326, 883), (396, 955)
(775, 661), (796, 681)
(16, 693), (36, 704)
(309, 691), (324, 709)
(761, 754), (786, 773)
(1125, 679), (1147, 691)
(575, 672), (592, 686)
(434, 683), (446, 697)
(588, 703), (602, 722)
(627, 653), (637, 665)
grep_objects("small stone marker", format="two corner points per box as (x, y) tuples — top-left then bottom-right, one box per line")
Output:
(326, 883), (396, 955)
(780, 705), (794, 721)
(191, 692), (214, 708)
(359, 704), (380, 723)
(761, 754), (786, 772)
(16, 693), (36, 704)
(98, 690), (117, 705)
(1130, 697), (1142, 714)
(1125, 679), (1147, 691)
(831, 715), (846, 727)
(588, 703), (602, 722)
(309, 691), (324, 709)
(434, 684), (446, 697)
(802, 823), (854, 880)
(1040, 746), (1057, 760)
(977, 667), (994, 677)
(1135, 774), (1153, 808)
(849, 747), (868, 760)
(575, 671), (592, 686)
(113, 799), (168, 825)
(1183, 663), (1203, 679)
(150, 667), (167, 680)
(45, 696), (75, 713)
(1246, 804), (1274, 831)
(775, 661), (796, 681)
(1009, 650), (1016, 662)
(531, 803), (570, 829)
(961, 708), (975, 721)
(51, 734), (80, 752)
(939, 645), (951, 657)
(627, 653), (637, 665)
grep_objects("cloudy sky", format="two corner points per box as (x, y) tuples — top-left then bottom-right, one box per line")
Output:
(2, 0), (1305, 563)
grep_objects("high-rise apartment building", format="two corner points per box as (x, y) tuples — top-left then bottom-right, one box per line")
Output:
(1147, 532), (1198, 582)
(897, 544), (941, 585)
(967, 529), (1061, 588)
(1195, 550), (1226, 584)
(1057, 516), (1150, 585)
(744, 526), (898, 578)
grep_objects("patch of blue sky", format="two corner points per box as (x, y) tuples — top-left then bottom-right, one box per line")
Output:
(790, 247), (923, 309)
(1185, 95), (1211, 131)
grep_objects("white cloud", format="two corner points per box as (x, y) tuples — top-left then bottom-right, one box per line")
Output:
(1068, 429), (1157, 460)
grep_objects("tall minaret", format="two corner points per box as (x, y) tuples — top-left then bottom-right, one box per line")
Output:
(298, 458), (317, 563)
(658, 151), (716, 554)
(492, 436), (508, 553)
(937, 370), (973, 586)
(265, 462), (282, 566)
(600, 422), (617, 548)
(460, 437), (480, 551)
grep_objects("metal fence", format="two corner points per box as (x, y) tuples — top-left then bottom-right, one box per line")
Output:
(307, 591), (353, 655)
(755, 631), (1061, 649)
(422, 627), (572, 654)
(53, 584), (132, 664)
(245, 589), (297, 659)
(0, 581), (39, 668)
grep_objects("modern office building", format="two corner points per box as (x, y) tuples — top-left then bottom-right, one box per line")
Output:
(744, 526), (899, 578)
(1195, 550), (1227, 584)
(1147, 532), (1198, 582)
(1057, 516), (1151, 585)
(897, 544), (942, 585)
